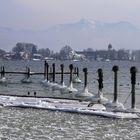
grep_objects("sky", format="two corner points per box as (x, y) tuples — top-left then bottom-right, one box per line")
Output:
(0, 0), (140, 30)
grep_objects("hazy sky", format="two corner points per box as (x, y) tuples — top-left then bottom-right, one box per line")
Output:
(0, 0), (140, 30)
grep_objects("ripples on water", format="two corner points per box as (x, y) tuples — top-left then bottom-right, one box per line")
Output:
(0, 60), (140, 139)
(0, 108), (140, 140)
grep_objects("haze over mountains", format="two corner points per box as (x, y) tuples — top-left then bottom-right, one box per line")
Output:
(0, 19), (140, 51)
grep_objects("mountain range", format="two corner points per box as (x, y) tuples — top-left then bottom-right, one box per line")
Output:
(0, 19), (140, 51)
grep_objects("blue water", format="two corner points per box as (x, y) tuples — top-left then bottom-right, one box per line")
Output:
(0, 60), (140, 139)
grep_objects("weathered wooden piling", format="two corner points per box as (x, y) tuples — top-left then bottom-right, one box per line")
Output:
(73, 66), (81, 83)
(69, 64), (73, 84)
(112, 65), (119, 103)
(44, 61), (50, 81)
(130, 66), (137, 109)
(83, 68), (88, 89)
(52, 63), (55, 82)
(1, 66), (5, 77)
(74, 67), (79, 77)
(77, 67), (79, 77)
(21, 67), (32, 83)
(44, 61), (47, 80)
(46, 62), (49, 81)
(27, 67), (30, 78)
(60, 64), (64, 85)
(75, 67), (92, 97)
(66, 64), (78, 92)
(105, 65), (123, 109)
(97, 68), (103, 91)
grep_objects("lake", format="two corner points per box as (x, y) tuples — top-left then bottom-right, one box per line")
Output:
(0, 60), (140, 139)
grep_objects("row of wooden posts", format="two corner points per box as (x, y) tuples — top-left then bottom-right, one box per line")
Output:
(0, 61), (79, 82)
(83, 65), (137, 109)
(97, 66), (137, 109)
(0, 61), (138, 109)
(44, 62), (79, 84)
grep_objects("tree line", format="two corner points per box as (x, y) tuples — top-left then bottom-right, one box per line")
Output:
(0, 42), (139, 61)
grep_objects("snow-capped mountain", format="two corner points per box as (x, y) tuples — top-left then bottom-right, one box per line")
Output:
(0, 19), (140, 51)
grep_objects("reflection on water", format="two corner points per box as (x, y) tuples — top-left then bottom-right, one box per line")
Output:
(0, 60), (140, 139)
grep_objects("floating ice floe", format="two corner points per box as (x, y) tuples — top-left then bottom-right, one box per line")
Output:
(0, 95), (139, 119)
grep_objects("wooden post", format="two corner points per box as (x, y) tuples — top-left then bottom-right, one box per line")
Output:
(27, 67), (30, 78)
(46, 62), (49, 81)
(1, 66), (5, 77)
(130, 66), (137, 109)
(77, 67), (79, 77)
(44, 61), (47, 80)
(52, 63), (55, 82)
(60, 64), (64, 85)
(83, 68), (88, 89)
(112, 65), (119, 103)
(97, 68), (103, 91)
(69, 64), (73, 83)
